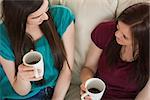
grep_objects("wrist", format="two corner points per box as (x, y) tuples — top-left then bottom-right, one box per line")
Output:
(16, 73), (30, 84)
(80, 67), (94, 83)
(83, 66), (95, 75)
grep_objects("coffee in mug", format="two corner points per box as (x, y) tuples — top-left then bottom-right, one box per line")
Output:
(88, 88), (101, 93)
(23, 51), (44, 78)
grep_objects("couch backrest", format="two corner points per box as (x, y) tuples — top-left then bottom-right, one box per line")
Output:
(63, 0), (118, 84)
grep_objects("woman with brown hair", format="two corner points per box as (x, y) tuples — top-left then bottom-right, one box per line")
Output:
(80, 3), (150, 99)
(0, 0), (75, 99)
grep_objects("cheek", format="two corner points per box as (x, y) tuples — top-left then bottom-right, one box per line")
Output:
(120, 39), (132, 46)
(27, 18), (33, 24)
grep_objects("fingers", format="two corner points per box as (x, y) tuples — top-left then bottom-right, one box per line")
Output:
(22, 70), (35, 78)
(80, 82), (92, 100)
(84, 96), (92, 100)
(80, 82), (86, 95)
(17, 64), (42, 82)
(29, 76), (43, 81)
(18, 64), (34, 71)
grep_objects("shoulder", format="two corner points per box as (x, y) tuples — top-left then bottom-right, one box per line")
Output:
(49, 5), (75, 37)
(91, 20), (117, 49)
(92, 21), (116, 35)
(50, 5), (74, 17)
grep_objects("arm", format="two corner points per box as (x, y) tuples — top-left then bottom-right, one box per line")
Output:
(80, 41), (103, 83)
(0, 56), (31, 95)
(52, 21), (75, 100)
(135, 79), (150, 100)
(0, 56), (42, 96)
(80, 41), (103, 96)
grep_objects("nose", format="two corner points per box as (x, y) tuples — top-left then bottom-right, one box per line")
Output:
(42, 12), (48, 21)
(115, 30), (122, 38)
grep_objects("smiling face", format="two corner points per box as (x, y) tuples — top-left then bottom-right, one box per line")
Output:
(115, 21), (133, 46)
(27, 0), (49, 25)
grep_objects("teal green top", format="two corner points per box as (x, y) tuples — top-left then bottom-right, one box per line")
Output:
(0, 5), (75, 99)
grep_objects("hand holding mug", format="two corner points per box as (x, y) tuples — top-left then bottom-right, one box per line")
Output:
(17, 64), (43, 82)
(80, 82), (92, 100)
(81, 78), (106, 100)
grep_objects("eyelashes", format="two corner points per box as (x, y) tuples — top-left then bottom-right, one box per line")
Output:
(123, 34), (128, 39)
(32, 15), (42, 19)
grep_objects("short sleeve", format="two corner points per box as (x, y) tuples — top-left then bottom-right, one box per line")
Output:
(0, 23), (15, 61)
(91, 21), (116, 49)
(50, 5), (75, 37)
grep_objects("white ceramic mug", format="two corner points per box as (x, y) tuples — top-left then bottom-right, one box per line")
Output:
(23, 51), (44, 78)
(81, 78), (106, 100)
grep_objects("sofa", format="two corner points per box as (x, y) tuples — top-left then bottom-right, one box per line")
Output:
(54, 0), (149, 100)
(0, 0), (149, 99)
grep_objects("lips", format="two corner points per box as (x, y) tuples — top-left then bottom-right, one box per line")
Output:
(116, 37), (121, 44)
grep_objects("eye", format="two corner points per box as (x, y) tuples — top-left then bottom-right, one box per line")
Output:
(123, 34), (128, 39)
(32, 15), (42, 19)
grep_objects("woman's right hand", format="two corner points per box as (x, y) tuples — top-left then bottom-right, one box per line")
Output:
(17, 64), (43, 82)
(80, 82), (92, 100)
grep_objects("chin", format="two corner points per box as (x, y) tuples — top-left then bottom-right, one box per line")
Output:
(38, 22), (43, 25)
(116, 39), (123, 45)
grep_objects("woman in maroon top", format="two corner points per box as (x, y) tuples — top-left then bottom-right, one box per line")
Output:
(80, 3), (150, 100)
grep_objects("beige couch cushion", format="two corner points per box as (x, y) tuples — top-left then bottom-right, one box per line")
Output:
(64, 0), (118, 85)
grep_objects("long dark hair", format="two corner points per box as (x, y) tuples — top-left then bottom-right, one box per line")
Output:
(2, 0), (68, 84)
(106, 3), (149, 90)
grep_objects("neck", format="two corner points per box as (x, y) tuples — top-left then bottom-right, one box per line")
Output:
(120, 45), (134, 62)
(124, 45), (133, 51)
(26, 24), (43, 41)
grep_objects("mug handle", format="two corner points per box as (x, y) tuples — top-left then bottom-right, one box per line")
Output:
(81, 93), (89, 100)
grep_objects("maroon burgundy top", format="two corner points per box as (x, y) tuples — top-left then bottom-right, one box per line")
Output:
(91, 21), (139, 99)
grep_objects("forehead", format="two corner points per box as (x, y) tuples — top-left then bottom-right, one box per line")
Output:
(118, 21), (132, 35)
(29, 0), (48, 17)
(118, 21), (129, 29)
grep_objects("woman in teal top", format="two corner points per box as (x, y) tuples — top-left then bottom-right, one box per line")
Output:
(0, 0), (75, 99)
